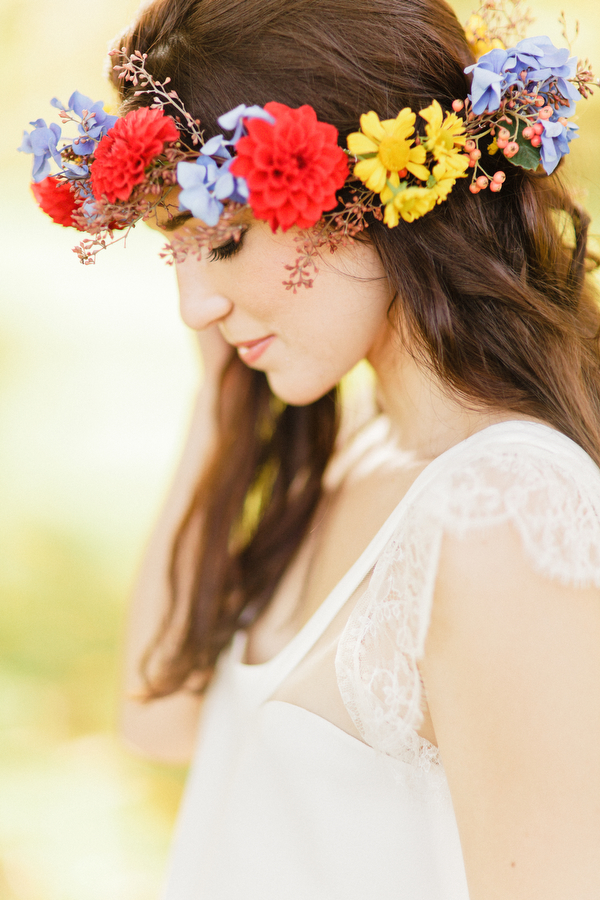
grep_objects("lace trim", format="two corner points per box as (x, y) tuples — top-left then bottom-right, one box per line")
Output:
(336, 503), (444, 772)
(430, 445), (600, 588)
(335, 435), (600, 774)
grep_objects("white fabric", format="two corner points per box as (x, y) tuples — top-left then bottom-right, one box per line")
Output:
(162, 421), (600, 900)
(337, 421), (600, 775)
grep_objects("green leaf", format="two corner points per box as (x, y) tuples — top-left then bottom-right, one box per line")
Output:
(384, 178), (408, 198)
(504, 113), (542, 171)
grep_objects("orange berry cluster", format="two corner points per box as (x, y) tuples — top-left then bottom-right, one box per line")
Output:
(462, 136), (506, 193)
(453, 91), (563, 197)
(469, 170), (506, 194)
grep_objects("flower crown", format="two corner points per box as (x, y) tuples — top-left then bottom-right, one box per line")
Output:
(19, 3), (597, 290)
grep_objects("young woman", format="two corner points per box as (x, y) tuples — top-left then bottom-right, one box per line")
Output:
(24, 0), (600, 896)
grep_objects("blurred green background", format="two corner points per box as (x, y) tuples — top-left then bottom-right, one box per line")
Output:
(1, 1), (598, 898)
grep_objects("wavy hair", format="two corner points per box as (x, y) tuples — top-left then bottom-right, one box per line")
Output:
(112, 0), (600, 696)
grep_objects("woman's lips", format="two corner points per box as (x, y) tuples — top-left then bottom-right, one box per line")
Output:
(235, 335), (276, 364)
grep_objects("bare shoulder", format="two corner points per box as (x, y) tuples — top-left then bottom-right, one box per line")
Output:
(421, 509), (600, 900)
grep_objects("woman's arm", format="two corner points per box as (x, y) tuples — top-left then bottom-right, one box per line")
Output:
(121, 324), (232, 764)
(422, 522), (600, 900)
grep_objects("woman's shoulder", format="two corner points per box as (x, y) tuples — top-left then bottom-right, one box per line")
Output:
(336, 418), (600, 768)
(416, 419), (600, 589)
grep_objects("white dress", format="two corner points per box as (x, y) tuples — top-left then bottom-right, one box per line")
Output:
(161, 421), (600, 900)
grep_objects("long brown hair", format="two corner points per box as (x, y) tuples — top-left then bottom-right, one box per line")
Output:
(113, 0), (600, 696)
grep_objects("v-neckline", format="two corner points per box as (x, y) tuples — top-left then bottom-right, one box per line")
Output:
(234, 419), (564, 681)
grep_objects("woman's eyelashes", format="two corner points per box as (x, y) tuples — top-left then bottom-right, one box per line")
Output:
(207, 229), (247, 262)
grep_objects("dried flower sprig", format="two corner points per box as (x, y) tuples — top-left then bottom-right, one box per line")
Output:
(283, 190), (383, 292)
(557, 12), (598, 98)
(558, 10), (578, 54)
(110, 48), (204, 148)
(465, 0), (535, 57)
(573, 60), (599, 100)
(69, 133), (200, 263)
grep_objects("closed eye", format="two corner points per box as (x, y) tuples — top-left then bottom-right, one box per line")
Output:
(161, 211), (193, 232)
(207, 229), (247, 262)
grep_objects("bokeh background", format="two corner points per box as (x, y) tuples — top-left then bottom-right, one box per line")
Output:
(1, 1), (599, 898)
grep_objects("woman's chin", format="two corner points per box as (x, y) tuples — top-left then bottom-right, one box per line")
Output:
(265, 373), (337, 407)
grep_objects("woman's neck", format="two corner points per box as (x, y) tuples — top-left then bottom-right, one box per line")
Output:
(368, 323), (518, 461)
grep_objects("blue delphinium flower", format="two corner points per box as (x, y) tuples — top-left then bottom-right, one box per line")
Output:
(61, 161), (90, 182)
(20, 94), (118, 182)
(465, 49), (509, 114)
(504, 37), (575, 84)
(212, 158), (249, 203)
(539, 119), (578, 175)
(177, 159), (221, 226)
(61, 92), (118, 155)
(177, 157), (249, 226)
(175, 103), (273, 225)
(18, 119), (64, 182)
(504, 37), (580, 116)
(200, 134), (233, 159)
(466, 36), (580, 116)
(217, 104), (275, 143)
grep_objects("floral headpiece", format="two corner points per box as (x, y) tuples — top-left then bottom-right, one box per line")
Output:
(19, 2), (597, 290)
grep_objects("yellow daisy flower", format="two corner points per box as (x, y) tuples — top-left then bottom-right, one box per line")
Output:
(435, 153), (470, 179)
(379, 173), (438, 226)
(347, 108), (430, 193)
(428, 157), (470, 205)
(419, 100), (467, 165)
(379, 170), (404, 207)
(392, 186), (438, 225)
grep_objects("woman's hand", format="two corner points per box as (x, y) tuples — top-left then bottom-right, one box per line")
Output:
(120, 264), (234, 764)
(120, 376), (220, 764)
(195, 324), (234, 382)
(194, 324), (236, 418)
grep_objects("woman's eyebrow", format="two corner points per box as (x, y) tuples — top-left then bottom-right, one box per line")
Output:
(161, 211), (194, 232)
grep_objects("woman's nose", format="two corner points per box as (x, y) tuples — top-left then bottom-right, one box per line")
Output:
(175, 258), (233, 331)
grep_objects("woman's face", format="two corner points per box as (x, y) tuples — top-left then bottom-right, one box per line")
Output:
(169, 214), (394, 405)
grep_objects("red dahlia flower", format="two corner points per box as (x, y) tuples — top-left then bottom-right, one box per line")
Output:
(91, 107), (179, 204)
(230, 102), (349, 232)
(31, 176), (82, 229)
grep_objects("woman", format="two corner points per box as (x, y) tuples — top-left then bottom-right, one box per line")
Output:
(22, 0), (600, 896)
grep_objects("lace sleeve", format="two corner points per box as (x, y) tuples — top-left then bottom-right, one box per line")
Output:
(336, 500), (444, 771)
(335, 432), (600, 771)
(434, 441), (600, 588)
